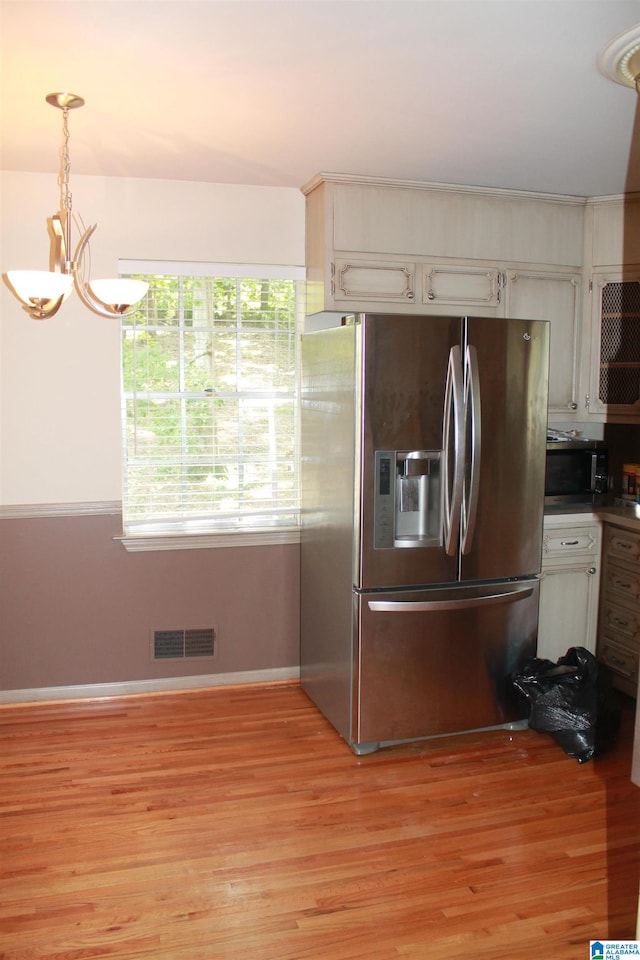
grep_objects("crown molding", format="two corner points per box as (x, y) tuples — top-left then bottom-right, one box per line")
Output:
(300, 171), (591, 205)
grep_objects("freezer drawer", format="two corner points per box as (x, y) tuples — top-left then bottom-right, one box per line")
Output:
(353, 580), (539, 749)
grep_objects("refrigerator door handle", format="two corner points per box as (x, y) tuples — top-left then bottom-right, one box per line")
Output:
(367, 583), (534, 613)
(461, 343), (482, 555)
(442, 345), (465, 557)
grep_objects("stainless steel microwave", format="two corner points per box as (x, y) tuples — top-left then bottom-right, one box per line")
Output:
(544, 439), (609, 506)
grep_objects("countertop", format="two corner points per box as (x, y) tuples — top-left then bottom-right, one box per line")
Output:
(544, 502), (640, 532)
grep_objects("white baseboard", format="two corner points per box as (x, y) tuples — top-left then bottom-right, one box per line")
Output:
(0, 667), (300, 705)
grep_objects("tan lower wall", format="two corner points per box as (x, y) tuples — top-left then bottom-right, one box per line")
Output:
(0, 513), (300, 691)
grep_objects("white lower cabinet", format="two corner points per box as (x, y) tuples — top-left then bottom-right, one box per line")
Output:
(538, 517), (602, 662)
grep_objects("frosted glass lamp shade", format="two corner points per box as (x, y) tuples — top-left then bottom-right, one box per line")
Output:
(89, 278), (149, 312)
(6, 270), (73, 303)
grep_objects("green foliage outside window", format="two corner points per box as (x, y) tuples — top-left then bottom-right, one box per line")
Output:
(121, 274), (299, 532)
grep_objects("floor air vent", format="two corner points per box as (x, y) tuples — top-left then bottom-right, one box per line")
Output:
(152, 628), (216, 660)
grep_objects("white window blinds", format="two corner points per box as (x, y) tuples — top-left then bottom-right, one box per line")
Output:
(120, 266), (302, 538)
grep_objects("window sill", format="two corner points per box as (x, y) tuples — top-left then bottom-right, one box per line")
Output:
(116, 527), (301, 552)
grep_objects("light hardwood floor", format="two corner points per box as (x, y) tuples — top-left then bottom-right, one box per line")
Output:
(1, 682), (639, 960)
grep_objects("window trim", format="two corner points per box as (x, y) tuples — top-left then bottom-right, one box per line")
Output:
(117, 527), (301, 553)
(119, 260), (305, 549)
(120, 260), (304, 282)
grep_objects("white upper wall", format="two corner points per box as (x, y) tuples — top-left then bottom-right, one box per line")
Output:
(0, 171), (305, 505)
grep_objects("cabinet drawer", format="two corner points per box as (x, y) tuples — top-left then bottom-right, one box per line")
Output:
(598, 634), (639, 684)
(603, 561), (640, 605)
(600, 599), (640, 643)
(605, 525), (640, 565)
(542, 526), (600, 561)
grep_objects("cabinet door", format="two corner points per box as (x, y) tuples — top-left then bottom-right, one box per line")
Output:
(597, 523), (640, 697)
(421, 264), (501, 310)
(505, 270), (580, 418)
(538, 519), (601, 662)
(586, 276), (640, 421)
(538, 563), (600, 660)
(333, 258), (416, 304)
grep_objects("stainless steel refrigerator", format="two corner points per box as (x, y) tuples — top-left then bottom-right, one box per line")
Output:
(300, 313), (549, 754)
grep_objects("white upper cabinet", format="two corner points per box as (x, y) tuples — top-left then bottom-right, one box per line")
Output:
(328, 179), (583, 265)
(587, 196), (640, 269)
(584, 273), (640, 421)
(332, 258), (416, 305)
(504, 269), (581, 419)
(303, 174), (640, 423)
(421, 264), (502, 310)
(303, 174), (585, 320)
(303, 176), (640, 425)
(581, 198), (640, 423)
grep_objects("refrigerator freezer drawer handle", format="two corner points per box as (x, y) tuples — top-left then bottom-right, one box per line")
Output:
(367, 584), (534, 613)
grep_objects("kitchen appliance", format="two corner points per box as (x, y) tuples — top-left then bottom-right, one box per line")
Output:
(300, 313), (549, 754)
(544, 435), (608, 507)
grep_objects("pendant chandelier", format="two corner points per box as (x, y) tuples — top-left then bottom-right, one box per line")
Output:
(2, 93), (148, 320)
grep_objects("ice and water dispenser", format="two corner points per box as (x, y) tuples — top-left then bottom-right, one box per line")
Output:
(374, 449), (442, 548)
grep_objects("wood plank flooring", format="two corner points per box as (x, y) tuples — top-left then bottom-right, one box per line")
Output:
(1, 682), (639, 960)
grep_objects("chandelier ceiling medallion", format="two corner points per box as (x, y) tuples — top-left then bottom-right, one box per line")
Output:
(598, 21), (640, 92)
(2, 93), (148, 320)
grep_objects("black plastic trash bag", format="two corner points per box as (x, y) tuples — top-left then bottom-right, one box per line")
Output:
(511, 646), (620, 763)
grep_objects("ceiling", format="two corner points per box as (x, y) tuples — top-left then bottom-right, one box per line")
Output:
(2, 0), (640, 198)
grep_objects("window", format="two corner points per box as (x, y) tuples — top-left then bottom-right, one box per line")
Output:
(120, 262), (303, 549)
